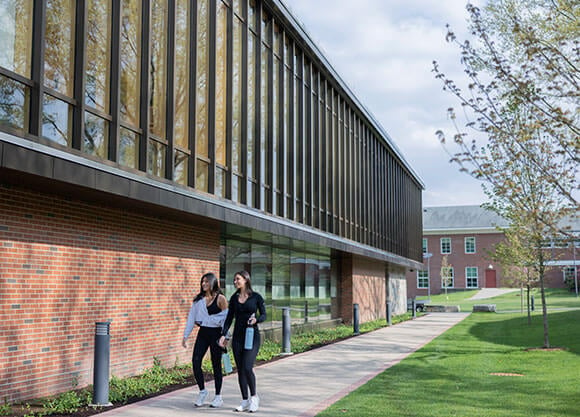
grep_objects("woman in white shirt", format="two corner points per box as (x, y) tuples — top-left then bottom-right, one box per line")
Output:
(182, 272), (228, 408)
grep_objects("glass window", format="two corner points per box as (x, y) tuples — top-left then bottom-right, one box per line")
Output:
(215, 1), (227, 167)
(440, 237), (451, 254)
(417, 270), (429, 289)
(247, 32), (256, 180)
(0, 75), (29, 131)
(232, 17), (242, 173)
(0, 0), (33, 77)
(86, 0), (111, 113)
(196, 0), (209, 159)
(147, 139), (166, 177)
(260, 39), (269, 188)
(466, 267), (478, 288)
(174, 150), (188, 185)
(174, 0), (190, 151)
(422, 238), (428, 254)
(196, 159), (209, 192)
(465, 237), (476, 254)
(563, 266), (577, 282)
(44, 0), (76, 97)
(42, 94), (72, 146)
(118, 127), (139, 169)
(149, 0), (168, 140)
(441, 267), (454, 288)
(83, 111), (108, 159)
(120, 0), (141, 127)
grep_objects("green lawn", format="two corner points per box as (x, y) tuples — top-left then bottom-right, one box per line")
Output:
(422, 288), (580, 313)
(317, 297), (580, 417)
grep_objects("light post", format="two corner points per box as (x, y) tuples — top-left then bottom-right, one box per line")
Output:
(424, 252), (433, 301)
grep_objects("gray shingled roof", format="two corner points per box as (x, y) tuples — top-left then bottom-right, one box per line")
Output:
(423, 205), (509, 231)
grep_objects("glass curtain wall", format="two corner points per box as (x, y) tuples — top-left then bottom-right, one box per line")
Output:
(0, 0), (423, 262)
(222, 231), (337, 328)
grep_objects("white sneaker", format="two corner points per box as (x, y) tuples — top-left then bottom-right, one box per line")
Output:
(194, 389), (208, 407)
(234, 399), (250, 412)
(210, 395), (223, 408)
(249, 395), (259, 413)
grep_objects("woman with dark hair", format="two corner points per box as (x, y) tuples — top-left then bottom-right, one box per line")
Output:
(219, 270), (266, 413)
(182, 272), (228, 408)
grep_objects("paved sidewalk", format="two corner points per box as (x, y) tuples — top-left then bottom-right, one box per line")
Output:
(469, 288), (519, 300)
(99, 313), (469, 417)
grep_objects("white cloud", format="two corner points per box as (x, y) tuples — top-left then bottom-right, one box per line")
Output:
(284, 0), (486, 207)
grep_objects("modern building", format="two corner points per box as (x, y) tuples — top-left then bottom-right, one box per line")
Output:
(407, 205), (579, 299)
(0, 0), (424, 402)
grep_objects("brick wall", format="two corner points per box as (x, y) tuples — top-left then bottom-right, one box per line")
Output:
(0, 184), (220, 402)
(351, 256), (387, 323)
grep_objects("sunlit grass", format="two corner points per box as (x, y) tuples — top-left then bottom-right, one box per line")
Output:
(317, 309), (580, 417)
(423, 288), (580, 313)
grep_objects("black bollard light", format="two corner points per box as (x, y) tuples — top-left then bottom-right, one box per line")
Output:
(281, 307), (293, 355)
(92, 322), (112, 406)
(386, 302), (392, 326)
(412, 299), (417, 318)
(353, 303), (360, 335)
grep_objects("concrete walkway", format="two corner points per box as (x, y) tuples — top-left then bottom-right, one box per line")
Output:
(469, 288), (519, 300)
(99, 313), (469, 417)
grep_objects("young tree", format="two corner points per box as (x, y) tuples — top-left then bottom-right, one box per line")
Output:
(440, 255), (453, 300)
(490, 217), (539, 324)
(433, 1), (578, 347)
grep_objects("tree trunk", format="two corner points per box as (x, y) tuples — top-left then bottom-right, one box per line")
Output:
(537, 247), (550, 348)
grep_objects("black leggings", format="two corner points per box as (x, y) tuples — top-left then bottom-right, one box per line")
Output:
(192, 326), (223, 394)
(232, 329), (261, 399)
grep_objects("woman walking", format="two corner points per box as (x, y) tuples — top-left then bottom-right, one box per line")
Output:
(182, 272), (228, 408)
(219, 270), (266, 413)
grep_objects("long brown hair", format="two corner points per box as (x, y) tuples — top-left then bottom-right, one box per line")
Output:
(194, 272), (222, 302)
(234, 270), (253, 295)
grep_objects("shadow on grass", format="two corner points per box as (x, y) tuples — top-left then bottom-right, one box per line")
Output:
(467, 309), (580, 355)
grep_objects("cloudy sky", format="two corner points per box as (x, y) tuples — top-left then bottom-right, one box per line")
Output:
(283, 0), (488, 207)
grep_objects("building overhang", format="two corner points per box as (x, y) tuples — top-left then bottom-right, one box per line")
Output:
(1, 132), (423, 271)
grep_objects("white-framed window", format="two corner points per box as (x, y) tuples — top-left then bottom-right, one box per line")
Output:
(440, 237), (451, 254)
(441, 267), (454, 288)
(465, 237), (476, 254)
(417, 270), (429, 288)
(563, 266), (577, 282)
(466, 267), (478, 288)
(422, 238), (428, 254)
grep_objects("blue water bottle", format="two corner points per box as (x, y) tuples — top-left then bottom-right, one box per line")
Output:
(222, 349), (233, 374)
(244, 313), (255, 350)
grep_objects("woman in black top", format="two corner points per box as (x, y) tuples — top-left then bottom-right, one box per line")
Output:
(219, 270), (266, 413)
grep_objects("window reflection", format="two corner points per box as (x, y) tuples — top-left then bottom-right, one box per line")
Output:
(149, 0), (167, 139)
(119, 127), (139, 169)
(44, 0), (75, 96)
(0, 75), (28, 131)
(42, 94), (71, 146)
(147, 139), (166, 177)
(120, 0), (141, 127)
(174, 0), (190, 150)
(232, 18), (242, 173)
(0, 0), (33, 77)
(85, 0), (111, 113)
(215, 1), (227, 166)
(83, 111), (108, 159)
(174, 150), (188, 185)
(196, 0), (209, 158)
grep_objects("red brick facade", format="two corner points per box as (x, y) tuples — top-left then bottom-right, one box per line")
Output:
(407, 231), (575, 298)
(0, 185), (220, 402)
